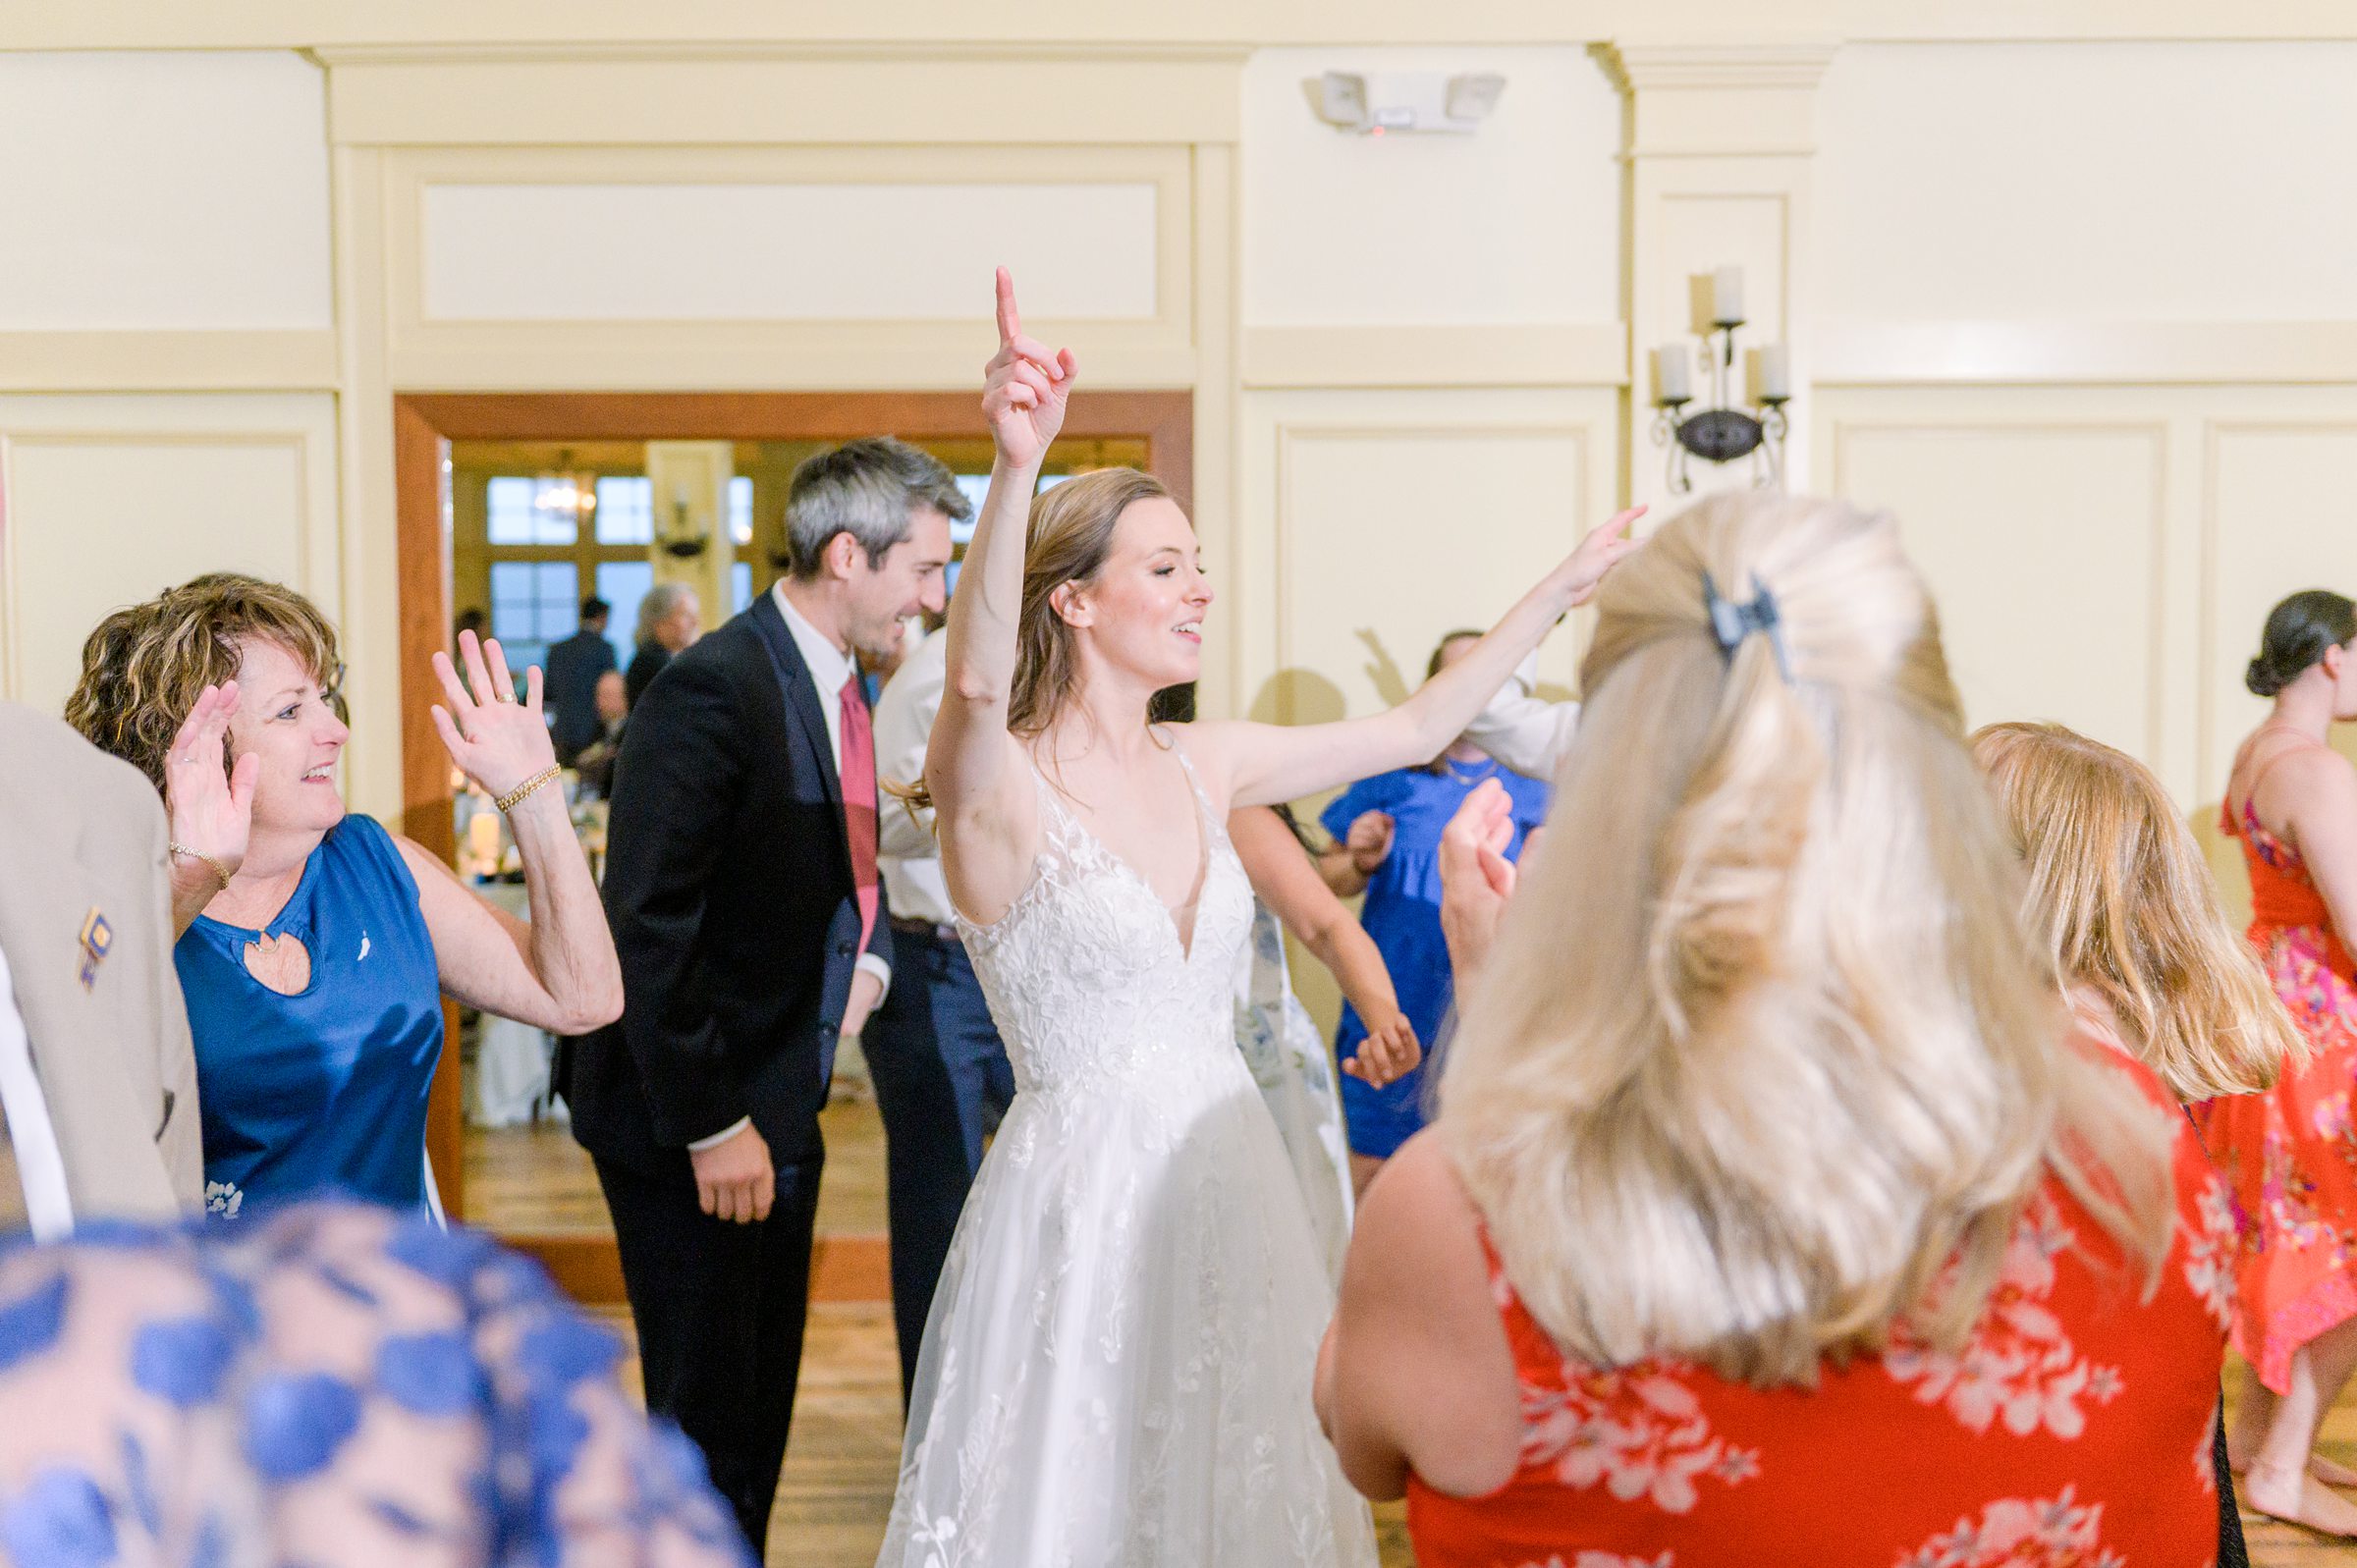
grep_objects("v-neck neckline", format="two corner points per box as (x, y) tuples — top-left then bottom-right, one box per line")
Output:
(1037, 742), (1215, 963)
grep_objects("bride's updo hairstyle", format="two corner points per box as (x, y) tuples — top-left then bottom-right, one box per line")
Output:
(1438, 492), (2175, 1387)
(1011, 465), (1173, 735)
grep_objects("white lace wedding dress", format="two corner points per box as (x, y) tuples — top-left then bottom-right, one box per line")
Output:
(875, 747), (1379, 1568)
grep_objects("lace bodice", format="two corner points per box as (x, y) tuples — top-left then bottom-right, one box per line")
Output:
(953, 742), (1254, 1105)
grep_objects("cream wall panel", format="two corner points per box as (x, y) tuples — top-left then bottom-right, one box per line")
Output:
(2203, 424), (2357, 798)
(1235, 387), (1619, 733)
(1817, 43), (2357, 325)
(1240, 46), (1620, 327)
(385, 145), (1194, 390)
(423, 182), (1160, 323)
(0, 395), (340, 729)
(0, 52), (333, 330)
(1827, 417), (2166, 764)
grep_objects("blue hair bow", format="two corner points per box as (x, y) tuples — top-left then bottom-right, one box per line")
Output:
(1701, 570), (1793, 681)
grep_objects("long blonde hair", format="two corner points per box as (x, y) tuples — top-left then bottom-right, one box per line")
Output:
(1008, 466), (1172, 735)
(1974, 721), (2303, 1101)
(1440, 493), (2176, 1386)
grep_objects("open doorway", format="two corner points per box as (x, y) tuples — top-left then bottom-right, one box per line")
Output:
(394, 391), (1192, 1299)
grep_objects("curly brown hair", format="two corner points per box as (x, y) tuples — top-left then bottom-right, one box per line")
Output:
(65, 573), (343, 791)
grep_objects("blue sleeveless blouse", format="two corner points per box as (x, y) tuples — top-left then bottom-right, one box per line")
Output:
(174, 815), (442, 1217)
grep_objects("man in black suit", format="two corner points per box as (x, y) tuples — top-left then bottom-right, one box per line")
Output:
(543, 595), (617, 763)
(559, 438), (958, 1553)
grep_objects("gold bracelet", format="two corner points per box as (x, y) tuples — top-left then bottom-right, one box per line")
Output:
(495, 766), (562, 814)
(168, 842), (233, 894)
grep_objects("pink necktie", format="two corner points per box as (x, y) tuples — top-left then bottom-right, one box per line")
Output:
(838, 672), (881, 958)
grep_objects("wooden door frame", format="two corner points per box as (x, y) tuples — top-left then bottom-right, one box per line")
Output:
(394, 390), (1193, 1299)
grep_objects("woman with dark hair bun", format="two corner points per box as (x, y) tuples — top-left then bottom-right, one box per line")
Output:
(2205, 586), (2357, 1535)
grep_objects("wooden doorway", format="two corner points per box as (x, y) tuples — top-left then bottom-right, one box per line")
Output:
(394, 390), (1193, 1299)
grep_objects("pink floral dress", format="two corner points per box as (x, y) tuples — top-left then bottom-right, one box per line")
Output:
(2197, 766), (2357, 1394)
(1408, 1037), (2228, 1568)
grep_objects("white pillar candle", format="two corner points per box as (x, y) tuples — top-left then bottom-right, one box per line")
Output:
(1751, 343), (1791, 403)
(1653, 343), (1693, 405)
(1711, 266), (1745, 326)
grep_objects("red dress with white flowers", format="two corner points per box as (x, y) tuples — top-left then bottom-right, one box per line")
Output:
(1407, 1039), (2229, 1568)
(2196, 756), (2357, 1394)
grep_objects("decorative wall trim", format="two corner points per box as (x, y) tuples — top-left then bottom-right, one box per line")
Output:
(323, 44), (1243, 146)
(1816, 320), (2357, 388)
(0, 330), (340, 393)
(1241, 323), (1627, 390)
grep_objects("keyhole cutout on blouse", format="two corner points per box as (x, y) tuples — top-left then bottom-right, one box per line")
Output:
(242, 931), (313, 997)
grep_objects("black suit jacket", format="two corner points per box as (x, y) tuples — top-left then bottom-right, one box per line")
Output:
(560, 595), (889, 1172)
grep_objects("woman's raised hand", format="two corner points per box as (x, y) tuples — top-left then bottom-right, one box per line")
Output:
(163, 682), (258, 880)
(430, 630), (558, 800)
(983, 268), (1076, 469)
(1438, 779), (1521, 984)
(1552, 506), (1648, 610)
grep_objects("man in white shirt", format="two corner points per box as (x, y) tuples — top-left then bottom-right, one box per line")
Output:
(1463, 651), (1579, 780)
(864, 619), (1015, 1405)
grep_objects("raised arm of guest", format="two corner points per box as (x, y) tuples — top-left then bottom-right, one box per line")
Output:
(1462, 652), (1582, 780)
(1231, 805), (1420, 1089)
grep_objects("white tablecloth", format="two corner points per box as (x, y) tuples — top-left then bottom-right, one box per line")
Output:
(467, 880), (557, 1128)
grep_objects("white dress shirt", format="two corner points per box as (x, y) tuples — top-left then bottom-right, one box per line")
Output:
(688, 584), (894, 1156)
(0, 942), (76, 1239)
(873, 627), (957, 929)
(1463, 651), (1580, 781)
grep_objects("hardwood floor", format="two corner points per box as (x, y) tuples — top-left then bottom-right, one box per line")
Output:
(519, 1103), (2357, 1564)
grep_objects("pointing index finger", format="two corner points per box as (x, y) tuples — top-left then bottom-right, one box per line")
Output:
(995, 267), (1021, 348)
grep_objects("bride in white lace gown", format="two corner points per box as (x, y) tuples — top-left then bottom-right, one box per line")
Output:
(875, 271), (1640, 1567)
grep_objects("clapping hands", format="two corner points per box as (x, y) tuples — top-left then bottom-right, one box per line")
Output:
(1438, 779), (1522, 983)
(983, 268), (1076, 469)
(430, 630), (558, 801)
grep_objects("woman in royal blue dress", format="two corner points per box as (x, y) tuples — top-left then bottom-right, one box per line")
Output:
(67, 574), (622, 1219)
(1319, 630), (1549, 1193)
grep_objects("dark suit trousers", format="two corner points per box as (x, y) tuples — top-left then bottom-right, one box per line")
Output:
(861, 923), (1015, 1405)
(593, 1148), (824, 1556)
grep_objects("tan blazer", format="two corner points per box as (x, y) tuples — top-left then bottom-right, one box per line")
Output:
(0, 704), (201, 1218)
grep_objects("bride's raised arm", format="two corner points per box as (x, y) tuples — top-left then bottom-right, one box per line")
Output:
(925, 269), (1077, 918)
(1190, 509), (1643, 810)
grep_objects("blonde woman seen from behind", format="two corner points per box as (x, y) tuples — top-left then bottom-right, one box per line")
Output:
(1974, 722), (2299, 1103)
(1319, 492), (2227, 1567)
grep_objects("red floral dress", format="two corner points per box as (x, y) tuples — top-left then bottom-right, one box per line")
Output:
(1408, 1039), (2230, 1568)
(2195, 781), (2357, 1394)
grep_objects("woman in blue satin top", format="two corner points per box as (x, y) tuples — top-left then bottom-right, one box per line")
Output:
(67, 575), (623, 1218)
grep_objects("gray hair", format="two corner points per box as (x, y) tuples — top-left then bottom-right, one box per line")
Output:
(635, 582), (697, 647)
(784, 436), (970, 581)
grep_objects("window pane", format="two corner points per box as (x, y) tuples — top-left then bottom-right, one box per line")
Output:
(733, 561), (754, 615)
(953, 474), (989, 546)
(486, 477), (540, 545)
(729, 475), (754, 546)
(595, 476), (654, 545)
(596, 561), (655, 669)
(486, 560), (580, 676)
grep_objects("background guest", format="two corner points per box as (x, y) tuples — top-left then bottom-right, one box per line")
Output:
(625, 582), (703, 711)
(66, 575), (621, 1220)
(0, 1202), (750, 1568)
(558, 437), (952, 1550)
(546, 594), (618, 763)
(1320, 493), (2221, 1565)
(2198, 589), (2357, 1536)
(1316, 629), (1549, 1193)
(868, 603), (1019, 1408)
(1976, 718), (2304, 1560)
(571, 668), (630, 800)
(0, 703), (202, 1230)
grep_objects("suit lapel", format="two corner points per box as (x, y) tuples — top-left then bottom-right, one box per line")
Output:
(748, 593), (843, 806)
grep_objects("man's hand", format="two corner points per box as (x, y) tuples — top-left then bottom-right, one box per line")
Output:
(688, 1122), (774, 1224)
(840, 967), (885, 1040)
